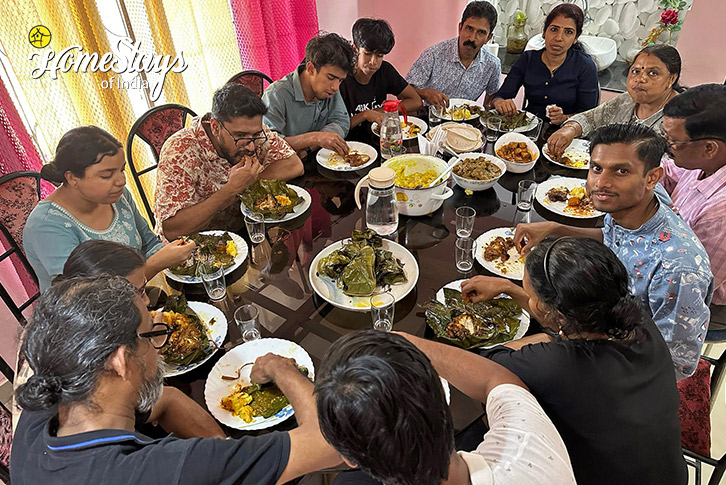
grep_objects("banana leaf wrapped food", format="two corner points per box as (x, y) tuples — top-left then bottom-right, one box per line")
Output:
(239, 179), (302, 219)
(169, 232), (236, 276)
(425, 288), (522, 349)
(157, 295), (215, 366)
(480, 110), (531, 131)
(316, 229), (407, 297)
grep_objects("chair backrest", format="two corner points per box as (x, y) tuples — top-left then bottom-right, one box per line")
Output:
(0, 171), (42, 327)
(227, 70), (273, 98)
(126, 104), (197, 226)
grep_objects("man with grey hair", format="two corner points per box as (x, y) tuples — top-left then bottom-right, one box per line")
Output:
(11, 276), (340, 484)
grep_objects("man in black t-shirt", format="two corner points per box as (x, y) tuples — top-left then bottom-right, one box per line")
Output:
(340, 18), (422, 138)
(10, 276), (340, 485)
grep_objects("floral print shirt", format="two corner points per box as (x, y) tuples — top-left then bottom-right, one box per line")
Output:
(601, 190), (713, 380)
(154, 114), (294, 236)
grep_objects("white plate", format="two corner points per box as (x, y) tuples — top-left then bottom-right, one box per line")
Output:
(240, 185), (311, 224)
(316, 141), (378, 172)
(428, 122), (483, 153)
(371, 116), (428, 141)
(535, 177), (604, 219)
(436, 280), (530, 349)
(475, 227), (525, 280)
(204, 338), (314, 430)
(542, 139), (591, 170)
(162, 301), (228, 377)
(489, 109), (539, 133)
(439, 98), (484, 121)
(164, 231), (248, 284)
(309, 238), (419, 312)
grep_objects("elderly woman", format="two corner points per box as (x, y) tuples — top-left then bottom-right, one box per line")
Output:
(491, 3), (598, 124)
(547, 44), (683, 156)
(23, 126), (194, 289)
(460, 237), (687, 485)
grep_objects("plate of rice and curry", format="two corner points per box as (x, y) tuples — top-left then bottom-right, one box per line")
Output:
(152, 295), (228, 377)
(474, 227), (526, 280)
(316, 141), (378, 171)
(542, 139), (590, 170)
(239, 179), (312, 223)
(164, 231), (248, 284)
(535, 177), (604, 219)
(204, 338), (314, 430)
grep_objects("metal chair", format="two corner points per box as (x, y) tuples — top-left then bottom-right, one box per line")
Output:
(227, 70), (273, 98)
(125, 104), (197, 226)
(0, 171), (42, 328)
(682, 348), (726, 485)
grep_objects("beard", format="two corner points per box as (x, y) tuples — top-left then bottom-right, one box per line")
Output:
(136, 355), (165, 413)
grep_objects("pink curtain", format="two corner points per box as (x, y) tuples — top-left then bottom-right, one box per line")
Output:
(0, 77), (44, 176)
(229, 0), (320, 81)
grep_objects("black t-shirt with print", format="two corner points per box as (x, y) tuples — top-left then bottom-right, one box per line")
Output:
(10, 409), (291, 485)
(340, 60), (409, 116)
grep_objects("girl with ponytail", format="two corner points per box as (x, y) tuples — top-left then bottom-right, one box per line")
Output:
(23, 126), (195, 289)
(459, 237), (686, 485)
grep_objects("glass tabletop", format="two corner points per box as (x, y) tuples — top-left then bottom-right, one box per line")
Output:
(158, 115), (603, 437)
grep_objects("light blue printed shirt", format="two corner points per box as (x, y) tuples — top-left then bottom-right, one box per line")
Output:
(602, 190), (713, 380)
(262, 65), (350, 138)
(406, 37), (501, 102)
(23, 187), (164, 290)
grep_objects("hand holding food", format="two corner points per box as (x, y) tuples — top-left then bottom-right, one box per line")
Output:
(420, 89), (449, 109)
(461, 275), (511, 303)
(547, 125), (579, 157)
(547, 105), (568, 125)
(512, 221), (556, 254)
(168, 232), (236, 276)
(226, 156), (262, 194)
(316, 132), (349, 156)
(365, 109), (384, 125)
(249, 353), (297, 385)
(155, 238), (197, 268)
(492, 98), (518, 117)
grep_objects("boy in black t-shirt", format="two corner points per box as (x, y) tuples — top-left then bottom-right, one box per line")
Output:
(340, 18), (422, 137)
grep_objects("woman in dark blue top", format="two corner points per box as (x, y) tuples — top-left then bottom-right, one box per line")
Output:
(492, 4), (599, 125)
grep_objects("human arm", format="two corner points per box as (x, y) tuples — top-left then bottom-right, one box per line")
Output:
(406, 49), (450, 108)
(689, 216), (726, 305)
(398, 333), (527, 404)
(320, 92), (351, 138)
(491, 53), (526, 116)
(160, 156), (262, 241)
(282, 132), (349, 156)
(649, 269), (711, 380)
(546, 122), (583, 157)
(398, 84), (423, 113)
(259, 152), (304, 180)
(146, 386), (225, 439)
(512, 221), (603, 253)
(125, 188), (166, 258)
(349, 109), (383, 129)
(250, 354), (341, 484)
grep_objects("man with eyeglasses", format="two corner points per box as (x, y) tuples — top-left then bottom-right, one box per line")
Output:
(660, 84), (726, 332)
(155, 83), (304, 241)
(11, 276), (341, 485)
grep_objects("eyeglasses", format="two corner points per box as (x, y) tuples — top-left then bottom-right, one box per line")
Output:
(136, 279), (148, 298)
(665, 136), (725, 150)
(138, 322), (174, 349)
(219, 121), (268, 147)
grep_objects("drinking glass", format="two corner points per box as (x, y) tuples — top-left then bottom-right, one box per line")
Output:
(486, 116), (502, 143)
(197, 263), (226, 301)
(527, 117), (543, 143)
(455, 237), (476, 272)
(245, 211), (266, 244)
(428, 105), (444, 128)
(517, 180), (537, 212)
(370, 292), (395, 332)
(455, 206), (476, 238)
(234, 304), (261, 342)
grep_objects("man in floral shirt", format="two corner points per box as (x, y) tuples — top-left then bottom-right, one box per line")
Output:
(514, 123), (713, 380)
(154, 84), (303, 240)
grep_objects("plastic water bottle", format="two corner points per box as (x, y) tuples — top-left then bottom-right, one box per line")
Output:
(379, 100), (405, 160)
(354, 167), (399, 236)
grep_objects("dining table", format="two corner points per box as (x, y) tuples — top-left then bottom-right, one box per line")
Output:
(153, 110), (603, 475)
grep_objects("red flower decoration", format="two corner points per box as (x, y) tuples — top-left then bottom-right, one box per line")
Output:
(659, 231), (672, 242)
(660, 9), (679, 25)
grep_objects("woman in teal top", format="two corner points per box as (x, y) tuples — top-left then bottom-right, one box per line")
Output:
(24, 126), (195, 289)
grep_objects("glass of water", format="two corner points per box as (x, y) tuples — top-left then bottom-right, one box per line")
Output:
(455, 237), (476, 273)
(197, 263), (226, 301)
(486, 116), (502, 143)
(527, 117), (543, 143)
(517, 180), (537, 212)
(234, 304), (261, 342)
(245, 211), (266, 244)
(370, 292), (395, 332)
(455, 206), (476, 237)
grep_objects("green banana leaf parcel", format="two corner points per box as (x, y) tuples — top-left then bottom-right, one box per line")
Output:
(239, 179), (302, 219)
(159, 295), (215, 366)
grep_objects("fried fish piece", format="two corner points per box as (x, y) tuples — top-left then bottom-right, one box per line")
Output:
(484, 236), (514, 263)
(546, 186), (570, 202)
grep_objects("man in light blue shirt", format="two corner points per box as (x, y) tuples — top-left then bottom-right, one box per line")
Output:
(514, 123), (713, 380)
(262, 33), (355, 157)
(406, 1), (501, 109)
